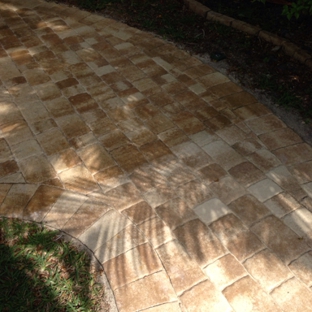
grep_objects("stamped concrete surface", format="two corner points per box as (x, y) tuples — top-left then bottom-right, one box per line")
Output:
(1, 0), (312, 311)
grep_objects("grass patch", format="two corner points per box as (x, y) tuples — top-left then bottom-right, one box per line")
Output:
(0, 217), (105, 312)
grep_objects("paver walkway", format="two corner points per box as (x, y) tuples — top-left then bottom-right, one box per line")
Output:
(1, 0), (312, 311)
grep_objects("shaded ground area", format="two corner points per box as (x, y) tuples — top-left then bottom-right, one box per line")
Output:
(58, 0), (312, 123)
(199, 0), (312, 53)
(0, 217), (107, 312)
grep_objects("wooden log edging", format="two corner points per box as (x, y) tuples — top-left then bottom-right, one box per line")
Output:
(182, 0), (312, 70)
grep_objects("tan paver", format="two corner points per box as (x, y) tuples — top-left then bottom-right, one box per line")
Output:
(96, 224), (148, 263)
(271, 278), (312, 312)
(0, 184), (38, 218)
(23, 185), (64, 222)
(1, 1), (312, 310)
(283, 208), (312, 243)
(289, 251), (312, 287)
(209, 176), (246, 205)
(202, 140), (244, 170)
(204, 254), (247, 290)
(194, 198), (231, 225)
(180, 280), (232, 312)
(266, 192), (300, 216)
(156, 240), (206, 294)
(103, 241), (161, 289)
(247, 178), (282, 202)
(113, 271), (177, 312)
(223, 276), (282, 311)
(59, 165), (100, 194)
(19, 154), (57, 183)
(244, 249), (293, 292)
(43, 191), (87, 229)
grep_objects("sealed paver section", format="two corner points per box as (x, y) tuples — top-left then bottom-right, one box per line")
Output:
(1, 0), (312, 310)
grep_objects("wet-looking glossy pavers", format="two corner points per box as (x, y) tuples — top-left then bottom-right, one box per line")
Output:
(1, 0), (312, 310)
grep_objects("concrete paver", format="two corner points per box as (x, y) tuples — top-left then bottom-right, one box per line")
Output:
(1, 0), (312, 310)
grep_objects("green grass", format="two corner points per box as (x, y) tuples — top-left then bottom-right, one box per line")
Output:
(0, 217), (104, 312)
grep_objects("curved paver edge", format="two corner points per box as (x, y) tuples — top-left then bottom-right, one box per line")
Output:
(182, 0), (312, 70)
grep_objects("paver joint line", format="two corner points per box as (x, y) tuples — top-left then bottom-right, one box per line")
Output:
(0, 0), (312, 311)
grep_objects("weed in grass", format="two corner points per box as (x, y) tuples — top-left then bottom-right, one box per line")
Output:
(0, 217), (105, 312)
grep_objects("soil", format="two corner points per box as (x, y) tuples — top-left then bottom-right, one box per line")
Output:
(199, 0), (312, 53)
(54, 0), (312, 142)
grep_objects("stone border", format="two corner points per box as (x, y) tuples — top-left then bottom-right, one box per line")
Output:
(182, 0), (312, 70)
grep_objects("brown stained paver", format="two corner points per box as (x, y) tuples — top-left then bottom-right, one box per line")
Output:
(228, 194), (271, 226)
(209, 176), (246, 205)
(267, 165), (301, 192)
(1, 1), (312, 311)
(103, 242), (162, 290)
(19, 154), (57, 183)
(259, 127), (303, 150)
(247, 149), (282, 171)
(44, 97), (75, 118)
(0, 184), (38, 218)
(251, 215), (310, 264)
(266, 192), (301, 218)
(23, 185), (64, 222)
(156, 240), (206, 294)
(0, 160), (19, 178)
(0, 139), (13, 162)
(244, 249), (293, 292)
(289, 251), (312, 287)
(43, 191), (87, 229)
(137, 216), (175, 248)
(289, 160), (312, 184)
(246, 114), (286, 135)
(101, 182), (142, 211)
(170, 141), (212, 169)
(1, 120), (34, 146)
(78, 143), (115, 173)
(155, 197), (197, 230)
(210, 214), (264, 261)
(273, 143), (312, 165)
(229, 161), (265, 187)
(130, 165), (169, 193)
(174, 219), (226, 267)
(140, 140), (173, 162)
(37, 128), (70, 155)
(177, 179), (214, 207)
(111, 144), (148, 173)
(95, 224), (148, 263)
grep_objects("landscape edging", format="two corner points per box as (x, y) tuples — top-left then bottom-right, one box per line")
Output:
(182, 0), (312, 70)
